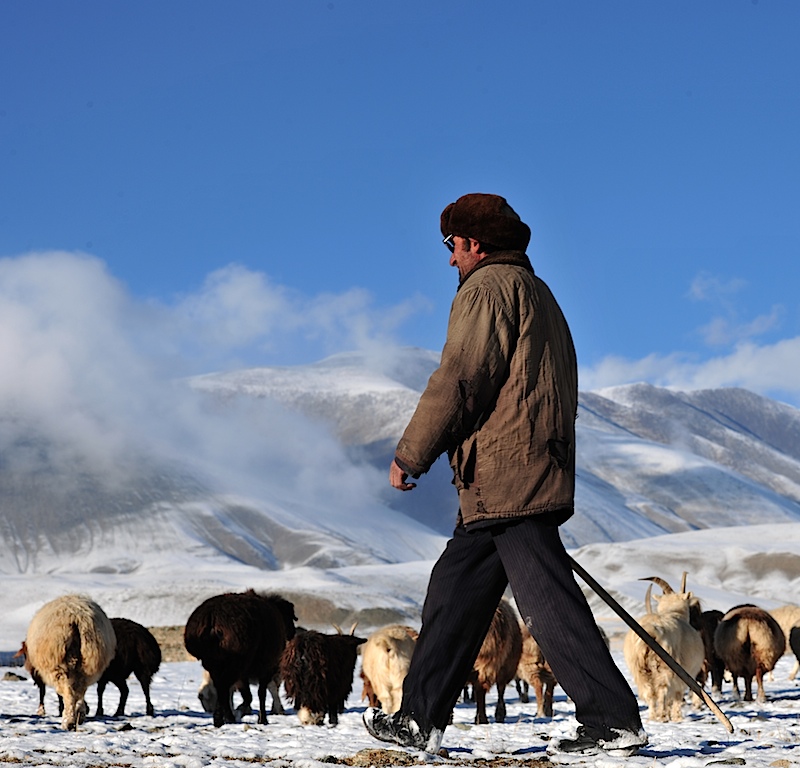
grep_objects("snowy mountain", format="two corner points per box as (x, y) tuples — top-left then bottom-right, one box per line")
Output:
(191, 349), (800, 547)
(2, 347), (800, 646)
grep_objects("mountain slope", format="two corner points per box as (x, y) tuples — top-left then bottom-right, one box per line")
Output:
(192, 350), (800, 547)
(2, 347), (800, 578)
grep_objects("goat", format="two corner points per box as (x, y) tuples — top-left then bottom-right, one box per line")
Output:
(280, 625), (366, 725)
(184, 590), (296, 727)
(714, 604), (784, 702)
(623, 576), (704, 722)
(197, 668), (285, 717)
(466, 598), (522, 725)
(96, 618), (162, 717)
(359, 624), (418, 714)
(769, 604), (800, 680)
(25, 594), (116, 730)
(515, 622), (556, 718)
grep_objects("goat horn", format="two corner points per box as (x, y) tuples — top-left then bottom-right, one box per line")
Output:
(332, 623), (343, 635)
(644, 583), (653, 614)
(639, 576), (674, 594)
(349, 622), (359, 636)
(680, 571), (688, 593)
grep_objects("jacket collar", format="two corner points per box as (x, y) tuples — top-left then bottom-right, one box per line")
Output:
(457, 250), (534, 290)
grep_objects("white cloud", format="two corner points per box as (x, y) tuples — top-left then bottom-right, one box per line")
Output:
(170, 263), (427, 365)
(687, 270), (784, 348)
(0, 251), (409, 506)
(581, 336), (800, 406)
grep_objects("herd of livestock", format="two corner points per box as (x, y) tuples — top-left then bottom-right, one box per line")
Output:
(8, 578), (800, 733)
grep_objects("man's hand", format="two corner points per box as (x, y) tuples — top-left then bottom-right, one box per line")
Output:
(390, 459), (417, 491)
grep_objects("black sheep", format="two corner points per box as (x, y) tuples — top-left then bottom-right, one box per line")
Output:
(184, 590), (296, 727)
(96, 618), (162, 717)
(280, 628), (366, 725)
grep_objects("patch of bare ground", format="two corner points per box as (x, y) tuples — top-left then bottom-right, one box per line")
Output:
(148, 625), (193, 661)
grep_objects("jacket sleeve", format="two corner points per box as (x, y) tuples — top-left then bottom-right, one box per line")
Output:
(395, 282), (515, 476)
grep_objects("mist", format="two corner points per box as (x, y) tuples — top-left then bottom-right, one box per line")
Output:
(0, 251), (423, 557)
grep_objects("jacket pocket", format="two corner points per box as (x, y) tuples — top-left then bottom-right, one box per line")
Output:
(547, 438), (572, 470)
(451, 435), (478, 490)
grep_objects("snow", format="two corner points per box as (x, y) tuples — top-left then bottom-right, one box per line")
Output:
(2, 651), (799, 767)
(2, 522), (800, 766)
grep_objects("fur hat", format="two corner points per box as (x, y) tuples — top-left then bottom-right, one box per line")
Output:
(440, 193), (530, 251)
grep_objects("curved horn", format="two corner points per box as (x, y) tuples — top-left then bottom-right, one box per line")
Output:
(332, 623), (343, 635)
(644, 583), (653, 614)
(349, 621), (359, 636)
(639, 576), (674, 594)
(680, 571), (688, 593)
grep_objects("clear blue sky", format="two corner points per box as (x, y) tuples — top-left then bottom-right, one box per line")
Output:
(3, 1), (800, 404)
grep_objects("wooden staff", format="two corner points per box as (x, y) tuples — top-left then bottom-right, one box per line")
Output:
(569, 555), (734, 734)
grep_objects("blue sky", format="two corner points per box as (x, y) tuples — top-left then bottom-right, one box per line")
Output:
(3, 1), (800, 405)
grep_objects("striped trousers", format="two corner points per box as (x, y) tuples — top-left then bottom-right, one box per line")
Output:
(400, 516), (643, 733)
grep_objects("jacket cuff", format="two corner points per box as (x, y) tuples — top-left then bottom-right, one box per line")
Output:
(394, 454), (422, 479)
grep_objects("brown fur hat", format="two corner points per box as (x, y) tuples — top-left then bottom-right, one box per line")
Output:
(440, 193), (531, 251)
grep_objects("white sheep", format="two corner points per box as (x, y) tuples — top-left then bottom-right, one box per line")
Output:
(25, 594), (116, 730)
(359, 624), (418, 714)
(768, 604), (800, 680)
(623, 576), (704, 722)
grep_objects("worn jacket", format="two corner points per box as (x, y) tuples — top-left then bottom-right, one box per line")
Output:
(395, 250), (578, 527)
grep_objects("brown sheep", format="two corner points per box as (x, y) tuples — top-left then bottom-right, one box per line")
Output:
(280, 626), (366, 725)
(466, 598), (522, 724)
(515, 622), (556, 718)
(96, 618), (162, 717)
(25, 594), (116, 730)
(714, 604), (784, 702)
(197, 668), (285, 717)
(184, 590), (296, 727)
(359, 624), (418, 714)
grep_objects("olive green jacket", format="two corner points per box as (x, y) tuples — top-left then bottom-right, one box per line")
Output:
(395, 251), (578, 526)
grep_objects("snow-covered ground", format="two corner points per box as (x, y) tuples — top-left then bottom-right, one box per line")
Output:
(2, 522), (800, 767)
(2, 651), (799, 767)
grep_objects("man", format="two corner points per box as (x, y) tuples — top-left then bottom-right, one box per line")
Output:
(362, 193), (647, 757)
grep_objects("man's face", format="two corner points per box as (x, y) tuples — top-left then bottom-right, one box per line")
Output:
(449, 236), (484, 280)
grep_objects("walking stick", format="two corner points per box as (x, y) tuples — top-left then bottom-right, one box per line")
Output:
(569, 555), (734, 734)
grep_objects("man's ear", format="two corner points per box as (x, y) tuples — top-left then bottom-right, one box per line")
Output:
(468, 238), (483, 254)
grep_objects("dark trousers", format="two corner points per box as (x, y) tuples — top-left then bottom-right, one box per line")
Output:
(400, 516), (642, 733)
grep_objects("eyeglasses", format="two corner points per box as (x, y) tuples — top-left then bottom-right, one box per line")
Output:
(443, 234), (456, 252)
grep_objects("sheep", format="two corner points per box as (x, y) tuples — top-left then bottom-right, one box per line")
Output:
(197, 668), (285, 717)
(514, 623), (608, 718)
(623, 576), (704, 722)
(466, 598), (522, 725)
(96, 618), (162, 717)
(695, 609), (725, 694)
(769, 604), (800, 680)
(14, 640), (62, 717)
(359, 624), (418, 714)
(360, 669), (380, 708)
(714, 604), (785, 702)
(25, 594), (116, 730)
(515, 622), (556, 718)
(280, 625), (366, 725)
(184, 590), (296, 727)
